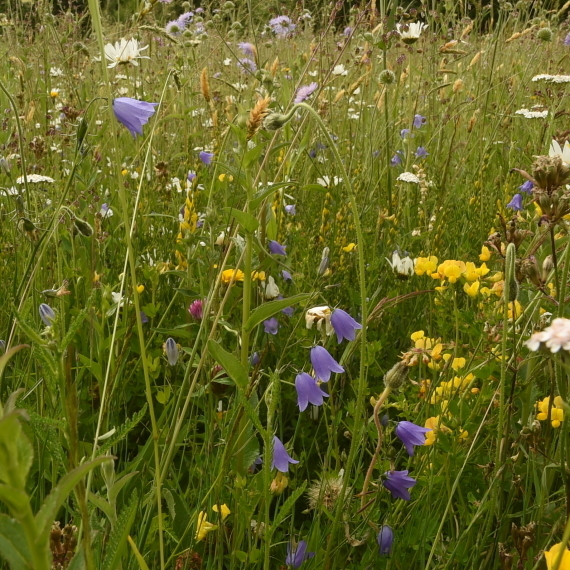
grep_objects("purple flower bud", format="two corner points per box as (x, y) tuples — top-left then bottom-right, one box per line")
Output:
(39, 303), (56, 326)
(112, 97), (158, 138)
(284, 204), (296, 215)
(377, 525), (394, 555)
(249, 352), (260, 366)
(507, 193), (523, 211)
(282, 306), (294, 316)
(140, 311), (149, 324)
(413, 114), (426, 129)
(199, 150), (214, 165)
(282, 270), (293, 282)
(189, 299), (204, 320)
(400, 128), (411, 139)
(310, 346), (344, 382)
(415, 146), (428, 158)
(271, 435), (299, 472)
(383, 470), (417, 501)
(268, 240), (287, 256)
(264, 317), (279, 335)
(285, 540), (315, 568)
(187, 170), (197, 181)
(390, 151), (403, 166)
(295, 372), (329, 411)
(164, 337), (179, 366)
(330, 309), (363, 343)
(394, 421), (432, 456)
(519, 180), (534, 194)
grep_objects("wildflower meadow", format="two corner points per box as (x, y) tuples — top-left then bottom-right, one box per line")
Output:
(2, 0), (570, 568)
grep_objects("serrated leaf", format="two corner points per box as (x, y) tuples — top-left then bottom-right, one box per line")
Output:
(100, 490), (139, 570)
(0, 514), (32, 570)
(108, 471), (139, 506)
(244, 294), (311, 332)
(222, 207), (259, 233)
(207, 340), (248, 390)
(269, 481), (307, 535)
(242, 143), (264, 168)
(97, 405), (147, 457)
(59, 294), (95, 352)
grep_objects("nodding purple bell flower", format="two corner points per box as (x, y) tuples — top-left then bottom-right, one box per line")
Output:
(413, 114), (426, 129)
(309, 148), (317, 159)
(199, 150), (214, 165)
(264, 317), (279, 335)
(415, 146), (428, 158)
(268, 240), (287, 256)
(377, 525), (394, 556)
(310, 346), (344, 382)
(164, 337), (179, 366)
(400, 128), (411, 139)
(189, 299), (204, 320)
(249, 352), (260, 366)
(330, 309), (362, 343)
(285, 540), (315, 568)
(394, 421), (432, 456)
(248, 455), (263, 473)
(564, 32), (570, 46)
(271, 435), (299, 472)
(284, 204), (296, 215)
(507, 193), (523, 211)
(112, 97), (158, 138)
(282, 270), (293, 282)
(383, 470), (417, 501)
(390, 151), (403, 166)
(282, 306), (294, 317)
(295, 372), (329, 411)
(39, 303), (56, 326)
(519, 180), (534, 194)
(187, 170), (197, 181)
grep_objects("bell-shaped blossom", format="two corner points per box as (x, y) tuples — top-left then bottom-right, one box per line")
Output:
(282, 270), (293, 282)
(377, 525), (394, 555)
(395, 421), (432, 456)
(284, 204), (296, 215)
(413, 114), (426, 128)
(272, 436), (299, 472)
(507, 193), (523, 211)
(268, 240), (287, 256)
(113, 97), (158, 138)
(199, 150), (214, 164)
(519, 180), (534, 194)
(415, 146), (428, 158)
(383, 470), (417, 501)
(264, 318), (279, 335)
(285, 540), (315, 568)
(295, 372), (329, 411)
(39, 303), (56, 326)
(310, 346), (344, 382)
(330, 309), (362, 343)
(164, 337), (179, 366)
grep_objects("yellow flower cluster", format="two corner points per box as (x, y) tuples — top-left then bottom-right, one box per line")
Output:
(536, 396), (564, 428)
(430, 373), (474, 404)
(408, 330), (443, 368)
(196, 504), (231, 541)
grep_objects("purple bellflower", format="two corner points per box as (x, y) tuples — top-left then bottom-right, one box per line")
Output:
(564, 32), (570, 46)
(249, 352), (260, 366)
(390, 151), (403, 166)
(507, 193), (523, 211)
(272, 436), (299, 472)
(282, 306), (294, 317)
(395, 421), (432, 456)
(413, 114), (426, 128)
(113, 97), (158, 138)
(284, 204), (296, 215)
(282, 270), (293, 282)
(310, 346), (344, 382)
(400, 128), (411, 139)
(295, 372), (329, 411)
(264, 317), (279, 335)
(415, 146), (428, 158)
(519, 180), (534, 194)
(140, 311), (149, 324)
(383, 470), (417, 501)
(377, 525), (394, 556)
(165, 337), (179, 366)
(285, 540), (315, 568)
(187, 170), (197, 181)
(330, 309), (362, 343)
(268, 240), (287, 256)
(39, 303), (56, 326)
(199, 150), (214, 165)
(294, 82), (318, 104)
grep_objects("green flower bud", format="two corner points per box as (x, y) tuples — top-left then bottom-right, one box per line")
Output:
(74, 217), (94, 237)
(378, 69), (396, 85)
(537, 27), (552, 41)
(383, 361), (409, 390)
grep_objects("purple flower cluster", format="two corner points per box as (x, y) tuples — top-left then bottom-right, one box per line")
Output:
(294, 82), (318, 104)
(165, 11), (193, 35)
(269, 15), (296, 38)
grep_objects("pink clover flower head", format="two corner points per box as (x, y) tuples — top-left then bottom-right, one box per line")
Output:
(383, 470), (416, 501)
(394, 421), (432, 456)
(295, 372), (329, 411)
(271, 435), (299, 472)
(294, 82), (318, 104)
(310, 346), (344, 382)
(113, 97), (158, 138)
(330, 309), (362, 343)
(189, 299), (203, 320)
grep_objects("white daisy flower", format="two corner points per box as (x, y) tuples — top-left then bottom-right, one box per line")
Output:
(103, 38), (149, 68)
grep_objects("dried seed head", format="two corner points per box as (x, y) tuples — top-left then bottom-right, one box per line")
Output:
(200, 67), (211, 103)
(247, 96), (271, 140)
(306, 472), (349, 512)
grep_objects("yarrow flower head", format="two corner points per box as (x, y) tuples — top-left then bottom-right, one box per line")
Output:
(113, 98), (158, 138)
(383, 470), (417, 501)
(526, 318), (570, 353)
(269, 15), (296, 38)
(310, 345), (344, 382)
(377, 525), (394, 556)
(295, 372), (329, 411)
(285, 540), (315, 568)
(104, 38), (149, 68)
(271, 436), (299, 472)
(396, 172), (420, 184)
(294, 82), (318, 104)
(395, 421), (432, 456)
(330, 309), (362, 343)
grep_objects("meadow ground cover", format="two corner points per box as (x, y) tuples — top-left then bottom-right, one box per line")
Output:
(2, 1), (570, 568)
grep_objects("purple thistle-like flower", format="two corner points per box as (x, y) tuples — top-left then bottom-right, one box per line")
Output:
(272, 436), (299, 472)
(564, 32), (570, 46)
(199, 150), (214, 165)
(507, 193), (523, 211)
(330, 309), (363, 343)
(294, 82), (318, 104)
(310, 346), (344, 382)
(377, 525), (394, 556)
(415, 146), (428, 158)
(39, 303), (56, 326)
(383, 470), (417, 501)
(113, 98), (158, 138)
(390, 151), (403, 166)
(413, 114), (426, 128)
(519, 180), (534, 194)
(295, 372), (329, 411)
(189, 299), (203, 320)
(284, 204), (296, 215)
(238, 57), (257, 74)
(165, 337), (179, 366)
(238, 42), (256, 58)
(268, 240), (287, 256)
(165, 19), (182, 34)
(395, 421), (432, 456)
(269, 15), (296, 38)
(285, 540), (315, 568)
(178, 11), (194, 27)
(264, 317), (279, 335)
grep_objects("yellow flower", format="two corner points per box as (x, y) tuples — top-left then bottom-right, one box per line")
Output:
(221, 269), (245, 284)
(464, 281), (480, 298)
(463, 262), (479, 282)
(415, 256), (438, 276)
(507, 300), (523, 320)
(251, 270), (266, 281)
(451, 357), (466, 371)
(479, 245), (491, 261)
(536, 396), (564, 427)
(488, 271), (503, 283)
(342, 243), (356, 252)
(136, 284), (145, 294)
(50, 89), (59, 98)
(212, 504), (231, 520)
(121, 168), (128, 176)
(270, 472), (289, 495)
(544, 543), (570, 570)
(424, 416), (450, 445)
(195, 512), (218, 541)
(411, 330), (425, 342)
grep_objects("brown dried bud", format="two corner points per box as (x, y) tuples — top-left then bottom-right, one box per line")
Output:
(532, 155), (570, 190)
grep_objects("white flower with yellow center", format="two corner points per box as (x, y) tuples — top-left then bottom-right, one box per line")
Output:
(396, 22), (427, 44)
(104, 38), (149, 68)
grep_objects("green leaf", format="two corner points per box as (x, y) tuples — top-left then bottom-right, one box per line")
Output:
(0, 514), (32, 570)
(301, 184), (329, 193)
(97, 405), (147, 458)
(66, 545), (86, 570)
(244, 294), (312, 332)
(101, 490), (139, 570)
(59, 294), (96, 352)
(35, 456), (112, 538)
(269, 481), (307, 536)
(108, 471), (139, 506)
(207, 340), (248, 390)
(242, 143), (264, 168)
(0, 345), (29, 380)
(127, 536), (150, 570)
(88, 492), (115, 523)
(0, 486), (29, 514)
(0, 413), (33, 490)
(222, 207), (259, 233)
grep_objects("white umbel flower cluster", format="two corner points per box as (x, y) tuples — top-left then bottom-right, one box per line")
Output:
(16, 174), (55, 183)
(526, 318), (570, 353)
(396, 172), (420, 184)
(532, 74), (570, 83)
(515, 108), (548, 119)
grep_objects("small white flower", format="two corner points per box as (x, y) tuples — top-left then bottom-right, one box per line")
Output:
(549, 140), (570, 164)
(515, 108), (548, 119)
(50, 67), (64, 77)
(308, 70), (318, 77)
(16, 174), (55, 184)
(332, 64), (348, 76)
(264, 275), (280, 299)
(117, 87), (129, 96)
(532, 74), (570, 83)
(305, 306), (333, 335)
(526, 318), (570, 353)
(215, 231), (226, 246)
(411, 228), (421, 237)
(396, 172), (420, 184)
(103, 38), (149, 69)
(386, 251), (414, 277)
(396, 22), (427, 44)
(317, 176), (341, 187)
(223, 58), (232, 66)
(111, 291), (124, 305)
